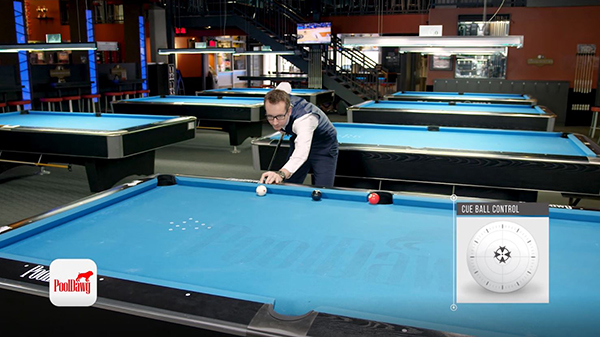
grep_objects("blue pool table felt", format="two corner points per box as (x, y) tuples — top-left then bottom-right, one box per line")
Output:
(390, 92), (529, 99)
(271, 123), (594, 157)
(0, 177), (598, 337)
(126, 95), (264, 106)
(205, 88), (330, 95)
(358, 101), (545, 114)
(0, 111), (178, 131)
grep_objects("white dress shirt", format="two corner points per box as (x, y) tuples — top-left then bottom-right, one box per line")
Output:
(281, 113), (319, 175)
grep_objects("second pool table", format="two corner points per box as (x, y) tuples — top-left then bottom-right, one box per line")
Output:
(0, 175), (598, 336)
(112, 95), (266, 152)
(196, 88), (335, 106)
(252, 123), (600, 201)
(384, 91), (537, 105)
(0, 111), (195, 192)
(348, 100), (556, 131)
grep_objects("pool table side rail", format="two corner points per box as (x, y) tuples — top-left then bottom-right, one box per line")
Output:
(251, 134), (600, 195)
(195, 89), (335, 98)
(0, 258), (464, 337)
(384, 93), (538, 105)
(353, 104), (554, 118)
(195, 89), (336, 106)
(0, 116), (197, 159)
(112, 100), (265, 123)
(347, 105), (556, 131)
(0, 115), (196, 137)
(253, 132), (600, 165)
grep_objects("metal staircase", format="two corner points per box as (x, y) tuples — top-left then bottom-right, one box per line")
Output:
(179, 0), (392, 110)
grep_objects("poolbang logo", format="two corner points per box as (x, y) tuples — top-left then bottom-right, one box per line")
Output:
(50, 259), (97, 307)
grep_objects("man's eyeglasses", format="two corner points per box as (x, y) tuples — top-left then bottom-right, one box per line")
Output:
(266, 112), (288, 121)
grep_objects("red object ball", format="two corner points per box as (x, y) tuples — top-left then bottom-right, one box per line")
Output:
(368, 193), (380, 205)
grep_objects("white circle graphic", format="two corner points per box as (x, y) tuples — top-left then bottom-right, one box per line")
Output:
(467, 221), (538, 293)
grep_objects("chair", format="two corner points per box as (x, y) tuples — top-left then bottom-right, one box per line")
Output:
(82, 94), (102, 113)
(7, 100), (31, 111)
(104, 92), (123, 112)
(62, 95), (81, 112)
(39, 97), (63, 111)
(136, 89), (150, 98)
(122, 90), (137, 99)
(0, 102), (6, 113)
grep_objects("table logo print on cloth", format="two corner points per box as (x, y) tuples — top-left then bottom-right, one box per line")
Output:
(50, 259), (97, 307)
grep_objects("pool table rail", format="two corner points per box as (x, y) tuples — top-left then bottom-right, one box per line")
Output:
(196, 88), (336, 106)
(252, 131), (600, 199)
(384, 91), (538, 105)
(348, 101), (556, 131)
(0, 257), (464, 337)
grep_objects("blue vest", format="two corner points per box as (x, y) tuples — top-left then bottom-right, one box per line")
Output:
(283, 95), (338, 156)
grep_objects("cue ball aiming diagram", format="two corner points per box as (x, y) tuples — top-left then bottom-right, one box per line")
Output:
(467, 221), (539, 293)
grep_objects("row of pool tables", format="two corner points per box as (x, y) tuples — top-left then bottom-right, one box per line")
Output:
(0, 175), (598, 336)
(0, 90), (579, 200)
(252, 123), (600, 201)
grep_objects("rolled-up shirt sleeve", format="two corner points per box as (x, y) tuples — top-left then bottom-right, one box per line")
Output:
(282, 114), (318, 175)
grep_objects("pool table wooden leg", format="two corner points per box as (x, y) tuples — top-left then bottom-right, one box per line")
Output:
(84, 151), (155, 192)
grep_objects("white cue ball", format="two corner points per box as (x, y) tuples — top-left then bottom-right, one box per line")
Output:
(256, 185), (267, 196)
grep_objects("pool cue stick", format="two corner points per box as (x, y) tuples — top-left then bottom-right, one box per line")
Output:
(588, 52), (593, 93)
(579, 53), (585, 93)
(588, 53), (593, 93)
(0, 159), (69, 169)
(578, 53), (584, 92)
(584, 52), (590, 93)
(580, 53), (585, 94)
(267, 132), (285, 172)
(197, 126), (223, 130)
(581, 53), (589, 93)
(584, 53), (589, 93)
(0, 218), (30, 234)
(581, 53), (588, 93)
(574, 53), (582, 92)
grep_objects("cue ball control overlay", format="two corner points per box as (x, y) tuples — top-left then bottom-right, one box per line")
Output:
(455, 202), (549, 304)
(467, 220), (538, 293)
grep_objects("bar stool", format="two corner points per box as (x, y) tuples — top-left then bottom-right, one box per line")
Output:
(39, 97), (63, 111)
(0, 102), (6, 113)
(62, 95), (81, 112)
(104, 92), (123, 112)
(590, 106), (600, 140)
(7, 100), (31, 111)
(82, 94), (102, 113)
(136, 89), (150, 98)
(122, 90), (137, 99)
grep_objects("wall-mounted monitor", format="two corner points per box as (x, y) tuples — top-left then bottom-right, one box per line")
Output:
(297, 22), (331, 44)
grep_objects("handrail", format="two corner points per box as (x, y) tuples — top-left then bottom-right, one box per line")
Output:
(180, 0), (394, 100)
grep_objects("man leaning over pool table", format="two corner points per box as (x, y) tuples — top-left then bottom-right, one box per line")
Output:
(260, 83), (339, 187)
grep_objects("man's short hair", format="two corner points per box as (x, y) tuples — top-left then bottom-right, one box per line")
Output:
(264, 89), (290, 112)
